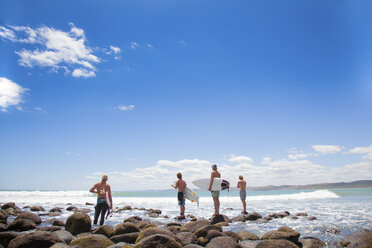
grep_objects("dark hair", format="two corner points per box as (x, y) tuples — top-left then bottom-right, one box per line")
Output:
(177, 172), (182, 179)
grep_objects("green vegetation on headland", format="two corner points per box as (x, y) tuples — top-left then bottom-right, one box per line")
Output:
(247, 180), (372, 191)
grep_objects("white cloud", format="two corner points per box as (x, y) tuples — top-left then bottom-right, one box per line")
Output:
(118, 105), (135, 111)
(130, 42), (139, 49)
(228, 154), (253, 164)
(0, 77), (28, 111)
(0, 23), (107, 78)
(312, 145), (343, 154)
(287, 147), (311, 160)
(110, 46), (121, 54)
(346, 145), (372, 160)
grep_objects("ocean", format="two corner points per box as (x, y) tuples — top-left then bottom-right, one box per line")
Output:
(1, 188), (371, 247)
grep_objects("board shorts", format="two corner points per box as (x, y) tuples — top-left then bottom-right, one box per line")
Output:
(240, 190), (246, 201)
(211, 191), (220, 198)
(178, 192), (185, 206)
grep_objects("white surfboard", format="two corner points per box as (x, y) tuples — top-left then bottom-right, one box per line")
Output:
(184, 186), (199, 205)
(192, 178), (222, 191)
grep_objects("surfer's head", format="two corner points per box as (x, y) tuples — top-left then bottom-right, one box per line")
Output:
(177, 172), (182, 179)
(239, 175), (243, 180)
(212, 164), (217, 170)
(102, 174), (108, 182)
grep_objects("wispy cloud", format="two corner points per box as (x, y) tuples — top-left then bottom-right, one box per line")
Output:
(117, 105), (135, 111)
(0, 77), (28, 112)
(0, 23), (119, 78)
(346, 145), (372, 160)
(228, 154), (253, 164)
(130, 42), (139, 49)
(312, 145), (343, 154)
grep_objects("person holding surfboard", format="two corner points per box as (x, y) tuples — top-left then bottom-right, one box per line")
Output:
(237, 175), (248, 214)
(171, 172), (187, 220)
(89, 174), (113, 226)
(208, 164), (221, 216)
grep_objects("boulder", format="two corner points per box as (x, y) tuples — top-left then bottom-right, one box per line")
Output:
(205, 230), (224, 242)
(124, 216), (142, 224)
(14, 211), (42, 224)
(239, 240), (261, 248)
(108, 242), (132, 248)
(167, 225), (181, 234)
(237, 231), (260, 241)
(135, 227), (180, 244)
(30, 206), (45, 212)
(114, 223), (141, 235)
(70, 234), (115, 248)
(147, 209), (161, 215)
(183, 219), (210, 233)
(133, 234), (182, 248)
(261, 226), (300, 244)
(300, 237), (326, 248)
(50, 207), (63, 213)
(194, 225), (222, 238)
(295, 212), (308, 217)
(7, 219), (36, 231)
(1, 202), (19, 211)
(223, 231), (240, 242)
(110, 232), (139, 244)
(0, 223), (8, 232)
(0, 210), (9, 224)
(205, 236), (238, 248)
(184, 245), (204, 248)
(0, 232), (21, 247)
(176, 232), (197, 246)
(53, 219), (65, 227)
(338, 230), (372, 248)
(65, 212), (91, 235)
(197, 237), (207, 246)
(245, 212), (263, 221)
(166, 222), (182, 228)
(66, 206), (78, 211)
(210, 214), (230, 224)
(142, 223), (158, 230)
(49, 243), (70, 248)
(8, 231), (64, 248)
(267, 211), (290, 219)
(93, 225), (115, 238)
(307, 216), (317, 221)
(231, 215), (245, 222)
(37, 226), (63, 232)
(256, 239), (299, 248)
(53, 230), (74, 244)
(137, 220), (151, 229)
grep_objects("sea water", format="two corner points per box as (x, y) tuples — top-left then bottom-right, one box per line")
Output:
(1, 188), (371, 247)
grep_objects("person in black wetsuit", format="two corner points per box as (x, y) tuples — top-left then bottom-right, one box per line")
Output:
(89, 174), (112, 225)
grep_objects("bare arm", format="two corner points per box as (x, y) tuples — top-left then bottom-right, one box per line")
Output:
(171, 180), (179, 189)
(89, 184), (98, 194)
(237, 181), (240, 189)
(208, 173), (214, 191)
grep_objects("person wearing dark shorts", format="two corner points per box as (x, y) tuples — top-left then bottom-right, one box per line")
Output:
(171, 172), (187, 219)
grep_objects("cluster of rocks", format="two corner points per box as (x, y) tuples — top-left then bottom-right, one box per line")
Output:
(1, 202), (371, 248)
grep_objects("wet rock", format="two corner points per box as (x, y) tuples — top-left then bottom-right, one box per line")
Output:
(261, 226), (300, 244)
(85, 202), (94, 206)
(256, 218), (269, 224)
(183, 219), (210, 233)
(300, 237), (326, 248)
(197, 237), (207, 246)
(142, 223), (158, 230)
(205, 236), (238, 248)
(267, 211), (290, 219)
(135, 227), (180, 244)
(0, 232), (21, 248)
(147, 209), (161, 215)
(210, 214), (230, 224)
(53, 219), (65, 227)
(256, 239), (299, 248)
(124, 216), (142, 224)
(166, 222), (182, 228)
(14, 211), (42, 224)
(176, 232), (197, 246)
(53, 230), (74, 244)
(114, 222), (141, 235)
(167, 225), (181, 234)
(246, 212), (263, 221)
(110, 232), (139, 244)
(307, 216), (317, 221)
(223, 231), (240, 242)
(7, 219), (36, 231)
(30, 206), (45, 212)
(50, 207), (63, 213)
(231, 215), (245, 222)
(108, 242), (132, 248)
(295, 212), (308, 217)
(37, 226), (63, 232)
(194, 225), (222, 238)
(133, 234), (182, 248)
(1, 202), (20, 211)
(291, 216), (299, 219)
(237, 231), (260, 241)
(239, 240), (261, 248)
(49, 243), (70, 248)
(338, 230), (372, 248)
(121, 205), (133, 211)
(205, 230), (224, 242)
(0, 210), (9, 224)
(0, 222), (8, 231)
(184, 245), (204, 248)
(92, 225), (114, 238)
(8, 231), (64, 248)
(65, 212), (92, 235)
(70, 233), (115, 248)
(49, 212), (61, 217)
(136, 220), (151, 229)
(214, 222), (229, 228)
(66, 206), (78, 211)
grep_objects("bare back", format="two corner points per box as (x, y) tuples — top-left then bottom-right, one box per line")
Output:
(237, 180), (246, 191)
(92, 182), (111, 198)
(176, 179), (187, 192)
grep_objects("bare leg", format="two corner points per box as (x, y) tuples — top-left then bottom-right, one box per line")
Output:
(242, 200), (246, 213)
(213, 197), (220, 215)
(180, 205), (185, 216)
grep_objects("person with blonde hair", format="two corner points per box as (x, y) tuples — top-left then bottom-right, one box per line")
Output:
(90, 174), (112, 225)
(237, 175), (247, 214)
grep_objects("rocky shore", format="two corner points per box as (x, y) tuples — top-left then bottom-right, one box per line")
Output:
(0, 202), (371, 248)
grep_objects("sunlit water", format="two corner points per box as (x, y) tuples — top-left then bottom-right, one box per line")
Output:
(1, 188), (371, 247)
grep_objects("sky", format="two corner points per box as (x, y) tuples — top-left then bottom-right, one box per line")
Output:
(0, 0), (371, 191)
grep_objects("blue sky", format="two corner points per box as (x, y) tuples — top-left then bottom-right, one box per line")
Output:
(0, 0), (371, 190)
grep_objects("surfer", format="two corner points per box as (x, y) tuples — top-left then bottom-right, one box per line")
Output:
(171, 172), (187, 219)
(89, 174), (113, 226)
(208, 164), (221, 216)
(237, 175), (247, 214)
